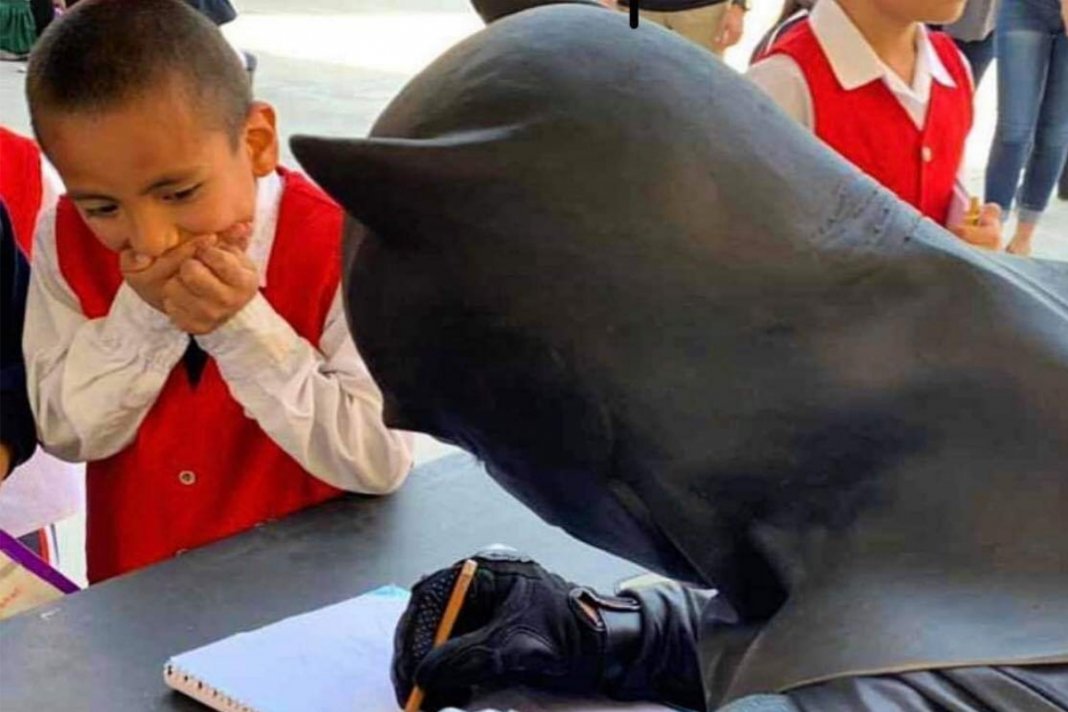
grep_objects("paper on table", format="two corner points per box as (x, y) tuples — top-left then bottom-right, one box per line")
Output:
(165, 585), (676, 712)
(166, 586), (409, 711)
(0, 450), (84, 538)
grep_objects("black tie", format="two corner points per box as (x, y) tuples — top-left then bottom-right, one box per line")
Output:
(182, 339), (209, 387)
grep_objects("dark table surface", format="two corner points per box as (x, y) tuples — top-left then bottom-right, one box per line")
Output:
(0, 453), (641, 711)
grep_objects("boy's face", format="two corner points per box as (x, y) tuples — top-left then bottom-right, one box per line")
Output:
(39, 83), (277, 258)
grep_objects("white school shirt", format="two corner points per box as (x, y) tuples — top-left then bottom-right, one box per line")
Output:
(746, 0), (972, 227)
(23, 171), (413, 495)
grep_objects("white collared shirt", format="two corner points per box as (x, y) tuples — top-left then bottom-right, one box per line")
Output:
(23, 172), (413, 495)
(746, 0), (972, 224)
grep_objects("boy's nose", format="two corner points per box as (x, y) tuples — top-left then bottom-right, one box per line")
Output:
(126, 210), (180, 258)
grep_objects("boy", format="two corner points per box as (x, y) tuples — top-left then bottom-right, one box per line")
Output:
(747, 0), (1003, 250)
(23, 0), (412, 583)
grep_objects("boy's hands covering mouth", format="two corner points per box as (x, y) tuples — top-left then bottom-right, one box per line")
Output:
(160, 221), (258, 335)
(120, 235), (217, 313)
(120, 221), (259, 334)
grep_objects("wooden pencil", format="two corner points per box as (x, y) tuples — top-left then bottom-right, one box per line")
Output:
(403, 558), (479, 712)
(966, 196), (982, 227)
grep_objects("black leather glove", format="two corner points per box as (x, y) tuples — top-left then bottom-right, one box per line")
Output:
(391, 547), (643, 711)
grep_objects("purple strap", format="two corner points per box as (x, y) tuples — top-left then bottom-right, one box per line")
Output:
(0, 528), (79, 595)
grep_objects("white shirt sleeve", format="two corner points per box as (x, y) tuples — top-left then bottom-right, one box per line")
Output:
(196, 287), (413, 495)
(746, 54), (816, 130)
(23, 208), (190, 462)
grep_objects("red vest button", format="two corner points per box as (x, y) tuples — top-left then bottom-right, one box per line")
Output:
(178, 470), (197, 485)
(921, 146), (933, 163)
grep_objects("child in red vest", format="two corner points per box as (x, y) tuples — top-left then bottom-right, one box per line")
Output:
(747, 0), (1002, 250)
(22, 0), (413, 583)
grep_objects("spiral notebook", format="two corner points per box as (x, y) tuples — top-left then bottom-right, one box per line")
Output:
(164, 585), (408, 711)
(163, 585), (674, 712)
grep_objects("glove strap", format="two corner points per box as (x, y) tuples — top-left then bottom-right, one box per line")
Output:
(572, 588), (643, 687)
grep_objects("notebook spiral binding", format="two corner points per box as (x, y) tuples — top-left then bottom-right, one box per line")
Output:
(164, 662), (257, 712)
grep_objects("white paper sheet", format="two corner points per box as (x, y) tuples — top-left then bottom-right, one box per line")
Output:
(0, 450), (83, 538)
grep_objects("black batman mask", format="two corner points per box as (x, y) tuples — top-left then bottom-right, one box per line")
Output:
(292, 0), (1068, 638)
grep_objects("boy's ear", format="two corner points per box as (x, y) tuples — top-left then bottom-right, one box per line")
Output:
(244, 101), (279, 177)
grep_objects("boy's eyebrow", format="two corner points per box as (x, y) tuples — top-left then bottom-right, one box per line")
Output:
(66, 190), (117, 202)
(66, 170), (205, 202)
(140, 172), (201, 195)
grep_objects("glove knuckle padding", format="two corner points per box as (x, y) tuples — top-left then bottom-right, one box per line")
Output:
(499, 625), (570, 676)
(472, 544), (532, 564)
(420, 637), (501, 685)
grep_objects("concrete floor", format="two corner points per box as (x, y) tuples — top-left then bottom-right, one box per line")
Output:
(0, 0), (1065, 584)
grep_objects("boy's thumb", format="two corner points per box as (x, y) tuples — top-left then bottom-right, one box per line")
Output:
(218, 221), (253, 250)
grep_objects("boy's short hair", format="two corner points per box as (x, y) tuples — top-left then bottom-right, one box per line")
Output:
(26, 0), (252, 147)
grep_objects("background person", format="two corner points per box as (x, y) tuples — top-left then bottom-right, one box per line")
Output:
(984, 0), (1068, 255)
(618, 0), (751, 57)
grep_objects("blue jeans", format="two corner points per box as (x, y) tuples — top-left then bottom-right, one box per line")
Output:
(984, 0), (1068, 224)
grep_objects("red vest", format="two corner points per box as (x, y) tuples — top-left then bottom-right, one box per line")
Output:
(55, 169), (345, 582)
(0, 126), (44, 257)
(770, 23), (973, 226)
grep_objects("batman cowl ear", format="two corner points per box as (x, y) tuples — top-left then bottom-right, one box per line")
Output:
(291, 134), (436, 243)
(471, 0), (603, 23)
(290, 135), (384, 226)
